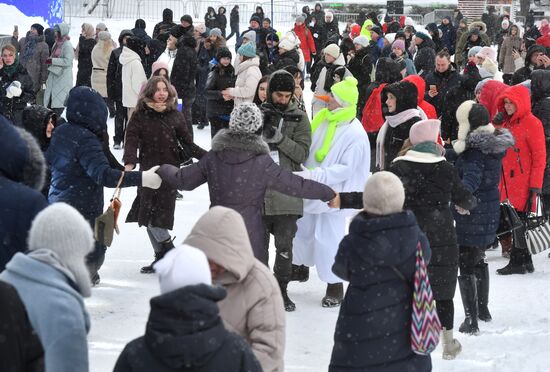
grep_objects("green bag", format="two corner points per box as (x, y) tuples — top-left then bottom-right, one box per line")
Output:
(94, 172), (124, 247)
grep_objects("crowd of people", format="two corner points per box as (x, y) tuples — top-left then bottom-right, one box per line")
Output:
(1, 3), (550, 371)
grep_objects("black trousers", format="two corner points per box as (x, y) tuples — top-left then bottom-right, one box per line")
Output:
(263, 214), (300, 283)
(181, 97), (195, 141)
(113, 100), (127, 145)
(86, 240), (106, 280)
(459, 246), (486, 276)
(209, 116), (229, 138)
(436, 299), (454, 330)
(226, 24), (240, 40)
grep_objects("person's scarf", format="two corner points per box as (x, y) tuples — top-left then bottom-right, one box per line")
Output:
(311, 105), (356, 162)
(51, 34), (70, 58)
(20, 34), (39, 65)
(392, 141), (446, 164)
(2, 58), (20, 79)
(375, 108), (420, 169)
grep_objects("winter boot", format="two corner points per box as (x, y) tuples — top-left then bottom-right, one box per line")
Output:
(441, 328), (462, 360)
(140, 238), (175, 274)
(496, 248), (526, 275)
(525, 253), (535, 273)
(474, 264), (492, 322)
(290, 264), (309, 282)
(458, 275), (480, 335)
(278, 280), (296, 312)
(500, 234), (512, 258)
(321, 283), (343, 308)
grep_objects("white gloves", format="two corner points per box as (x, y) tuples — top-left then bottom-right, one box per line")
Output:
(293, 165), (312, 180)
(6, 81), (22, 98)
(142, 165), (162, 189)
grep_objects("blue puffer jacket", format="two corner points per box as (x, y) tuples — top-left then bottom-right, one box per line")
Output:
(453, 128), (515, 247)
(330, 211), (432, 372)
(0, 116), (48, 271)
(46, 87), (141, 223)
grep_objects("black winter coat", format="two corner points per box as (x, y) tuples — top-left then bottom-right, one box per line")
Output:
(217, 9), (227, 32)
(390, 156), (477, 300)
(157, 130), (336, 263)
(171, 35), (197, 101)
(206, 64), (235, 118)
(512, 45), (549, 85)
(205, 8), (219, 30)
(152, 9), (176, 39)
(0, 281), (44, 372)
(107, 47), (124, 101)
(414, 38), (436, 77)
(347, 46), (372, 118)
(113, 284), (262, 372)
(451, 129), (514, 247)
(195, 42), (216, 108)
(531, 69), (550, 194)
(0, 63), (35, 125)
(330, 211), (432, 372)
(269, 48), (299, 72)
(123, 104), (206, 229)
(0, 116), (47, 271)
(321, 20), (340, 47)
(76, 37), (96, 87)
(439, 21), (456, 54)
(230, 7), (239, 26)
(424, 67), (461, 116)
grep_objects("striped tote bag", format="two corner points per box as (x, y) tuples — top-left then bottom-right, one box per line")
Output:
(410, 242), (441, 355)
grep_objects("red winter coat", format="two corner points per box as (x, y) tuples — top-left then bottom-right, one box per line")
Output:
(479, 80), (508, 119)
(294, 23), (316, 63)
(403, 75), (437, 119)
(497, 85), (546, 212)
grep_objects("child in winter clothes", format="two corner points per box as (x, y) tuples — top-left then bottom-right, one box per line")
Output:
(329, 172), (432, 372)
(206, 47), (236, 137)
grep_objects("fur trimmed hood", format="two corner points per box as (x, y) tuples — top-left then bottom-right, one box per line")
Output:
(465, 128), (515, 155)
(469, 21), (487, 34)
(454, 100), (491, 154)
(211, 129), (270, 157)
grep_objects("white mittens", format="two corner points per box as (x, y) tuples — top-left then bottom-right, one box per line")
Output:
(142, 165), (162, 189)
(293, 165), (312, 180)
(6, 81), (22, 98)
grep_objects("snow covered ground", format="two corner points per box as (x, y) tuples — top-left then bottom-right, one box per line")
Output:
(1, 5), (550, 371)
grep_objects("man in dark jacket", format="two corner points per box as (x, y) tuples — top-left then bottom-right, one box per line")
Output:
(46, 87), (160, 283)
(413, 32), (436, 77)
(425, 22), (444, 52)
(0, 116), (48, 271)
(131, 19), (151, 43)
(312, 3), (325, 26)
(439, 16), (456, 54)
(217, 7), (227, 37)
(153, 8), (176, 39)
(512, 44), (550, 85)
(204, 6), (218, 30)
(170, 26), (197, 138)
(424, 50), (461, 116)
(113, 246), (262, 372)
(107, 29), (133, 148)
(227, 6), (240, 40)
(261, 71), (312, 312)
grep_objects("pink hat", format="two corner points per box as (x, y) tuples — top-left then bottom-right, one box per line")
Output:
(476, 46), (497, 62)
(392, 39), (406, 51)
(152, 61), (169, 76)
(409, 119), (441, 145)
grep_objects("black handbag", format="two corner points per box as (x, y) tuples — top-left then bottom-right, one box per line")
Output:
(497, 167), (523, 237)
(158, 119), (194, 166)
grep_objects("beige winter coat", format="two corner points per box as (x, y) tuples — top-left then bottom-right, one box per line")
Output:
(91, 41), (113, 97)
(499, 35), (522, 75)
(184, 206), (285, 372)
(227, 56), (262, 105)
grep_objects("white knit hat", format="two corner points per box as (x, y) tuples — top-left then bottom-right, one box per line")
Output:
(324, 43), (340, 59)
(353, 35), (369, 47)
(362, 172), (405, 215)
(154, 245), (212, 294)
(28, 203), (94, 297)
(278, 38), (295, 51)
(476, 46), (497, 62)
(229, 103), (263, 134)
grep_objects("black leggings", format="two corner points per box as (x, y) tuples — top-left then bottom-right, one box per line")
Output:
(436, 299), (454, 330)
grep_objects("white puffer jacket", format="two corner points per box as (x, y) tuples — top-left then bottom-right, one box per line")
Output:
(228, 56), (262, 105)
(119, 47), (147, 108)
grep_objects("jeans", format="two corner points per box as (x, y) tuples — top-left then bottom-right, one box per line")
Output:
(146, 226), (171, 254)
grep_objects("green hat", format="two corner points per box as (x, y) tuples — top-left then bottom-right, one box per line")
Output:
(331, 76), (359, 107)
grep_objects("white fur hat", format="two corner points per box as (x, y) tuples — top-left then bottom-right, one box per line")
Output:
(278, 38), (295, 51)
(362, 172), (405, 215)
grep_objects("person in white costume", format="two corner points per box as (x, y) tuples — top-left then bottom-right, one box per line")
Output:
(292, 76), (371, 307)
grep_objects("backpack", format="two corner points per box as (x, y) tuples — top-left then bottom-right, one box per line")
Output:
(361, 83), (386, 133)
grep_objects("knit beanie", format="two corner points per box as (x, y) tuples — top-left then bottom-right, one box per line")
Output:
(409, 119), (441, 145)
(454, 100), (493, 154)
(414, 31), (431, 41)
(362, 172), (405, 215)
(502, 19), (510, 29)
(385, 33), (396, 44)
(250, 15), (262, 26)
(229, 103), (263, 134)
(324, 43), (340, 59)
(468, 45), (483, 58)
(96, 22), (107, 31)
(476, 46), (496, 61)
(31, 23), (44, 36)
(296, 14), (305, 23)
(98, 31), (111, 41)
(195, 23), (206, 35)
(325, 11), (334, 21)
(242, 30), (257, 42)
(216, 47), (232, 61)
(269, 70), (295, 94)
(210, 28), (222, 38)
(266, 32), (279, 43)
(353, 35), (369, 47)
(154, 245), (212, 294)
(331, 76), (359, 107)
(237, 41), (257, 57)
(169, 25), (184, 39)
(151, 60), (169, 75)
(28, 203), (94, 297)
(392, 39), (406, 51)
(278, 38), (295, 51)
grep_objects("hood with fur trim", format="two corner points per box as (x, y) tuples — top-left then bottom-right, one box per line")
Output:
(454, 100), (490, 154)
(211, 129), (269, 159)
(464, 128), (515, 155)
(468, 21), (487, 34)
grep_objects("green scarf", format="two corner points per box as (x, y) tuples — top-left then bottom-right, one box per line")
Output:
(2, 58), (19, 79)
(411, 141), (445, 156)
(311, 106), (356, 162)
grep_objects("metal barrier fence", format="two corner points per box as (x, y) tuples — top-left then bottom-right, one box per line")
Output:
(333, 12), (424, 25)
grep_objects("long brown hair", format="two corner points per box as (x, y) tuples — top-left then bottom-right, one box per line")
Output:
(137, 76), (178, 112)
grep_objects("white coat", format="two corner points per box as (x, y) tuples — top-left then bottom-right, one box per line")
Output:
(119, 47), (147, 108)
(156, 48), (177, 75)
(292, 117), (371, 283)
(227, 56), (262, 105)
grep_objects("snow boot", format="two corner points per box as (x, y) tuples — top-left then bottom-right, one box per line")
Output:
(441, 328), (462, 360)
(321, 283), (343, 308)
(474, 264), (492, 322)
(278, 280), (296, 312)
(458, 275), (480, 335)
(500, 234), (512, 258)
(140, 238), (175, 274)
(525, 253), (535, 273)
(290, 264), (309, 282)
(497, 248), (526, 275)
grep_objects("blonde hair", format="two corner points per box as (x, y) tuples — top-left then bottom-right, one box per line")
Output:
(397, 138), (413, 157)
